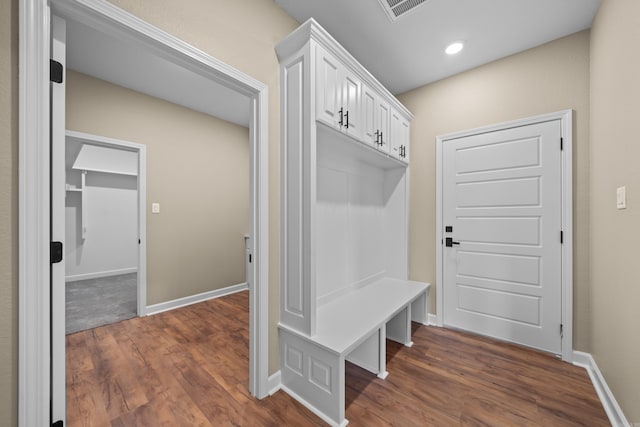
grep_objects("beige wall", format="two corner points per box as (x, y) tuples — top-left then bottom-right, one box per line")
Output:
(66, 70), (250, 305)
(398, 30), (592, 351)
(590, 0), (640, 422)
(0, 0), (17, 424)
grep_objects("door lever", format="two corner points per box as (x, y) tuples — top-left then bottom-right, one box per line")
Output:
(445, 237), (460, 247)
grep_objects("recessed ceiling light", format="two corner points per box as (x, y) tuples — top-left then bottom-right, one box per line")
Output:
(445, 41), (464, 55)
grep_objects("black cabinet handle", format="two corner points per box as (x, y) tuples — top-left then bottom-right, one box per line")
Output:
(345, 110), (349, 128)
(380, 131), (384, 145)
(374, 130), (380, 144)
(338, 108), (344, 127)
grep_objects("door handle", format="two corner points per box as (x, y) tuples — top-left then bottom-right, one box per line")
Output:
(445, 237), (460, 247)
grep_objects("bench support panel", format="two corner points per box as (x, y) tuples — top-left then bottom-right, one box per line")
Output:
(346, 329), (382, 376)
(280, 328), (346, 426)
(387, 306), (412, 347)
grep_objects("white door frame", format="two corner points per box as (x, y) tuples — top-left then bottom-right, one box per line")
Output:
(435, 110), (573, 362)
(19, 1), (270, 425)
(65, 130), (148, 315)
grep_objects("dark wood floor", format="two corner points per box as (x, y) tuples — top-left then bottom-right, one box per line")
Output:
(67, 291), (609, 426)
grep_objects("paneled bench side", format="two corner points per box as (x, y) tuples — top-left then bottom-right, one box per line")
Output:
(279, 279), (430, 426)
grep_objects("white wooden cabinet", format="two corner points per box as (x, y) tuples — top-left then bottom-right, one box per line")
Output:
(362, 85), (391, 155)
(316, 44), (362, 140)
(276, 19), (425, 427)
(390, 108), (410, 162)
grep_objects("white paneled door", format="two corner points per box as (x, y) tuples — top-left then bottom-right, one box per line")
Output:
(442, 120), (563, 354)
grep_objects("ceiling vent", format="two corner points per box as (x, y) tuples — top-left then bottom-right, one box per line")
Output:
(378, 0), (431, 22)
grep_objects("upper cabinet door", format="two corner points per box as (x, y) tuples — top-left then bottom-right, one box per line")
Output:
(400, 119), (410, 162)
(390, 108), (409, 162)
(376, 98), (391, 155)
(316, 46), (342, 129)
(341, 67), (362, 139)
(362, 86), (377, 147)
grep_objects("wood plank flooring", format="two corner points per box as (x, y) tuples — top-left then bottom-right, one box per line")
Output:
(67, 291), (609, 426)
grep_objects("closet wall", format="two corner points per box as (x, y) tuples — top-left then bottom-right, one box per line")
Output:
(66, 70), (250, 305)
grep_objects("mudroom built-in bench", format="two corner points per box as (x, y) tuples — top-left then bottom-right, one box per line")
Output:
(276, 19), (431, 427)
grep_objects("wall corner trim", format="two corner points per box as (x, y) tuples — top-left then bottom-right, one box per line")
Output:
(427, 313), (437, 326)
(573, 351), (631, 427)
(268, 371), (282, 395)
(146, 282), (248, 316)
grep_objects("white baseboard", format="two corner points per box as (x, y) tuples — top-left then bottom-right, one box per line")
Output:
(573, 351), (631, 427)
(146, 282), (248, 316)
(280, 384), (349, 427)
(65, 267), (137, 282)
(268, 371), (281, 395)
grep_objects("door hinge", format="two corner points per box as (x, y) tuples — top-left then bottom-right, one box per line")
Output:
(50, 59), (63, 84)
(560, 230), (564, 244)
(560, 137), (563, 151)
(560, 323), (564, 338)
(249, 254), (252, 263)
(52, 420), (64, 427)
(50, 241), (63, 264)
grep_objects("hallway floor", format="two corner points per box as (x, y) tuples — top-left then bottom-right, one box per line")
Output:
(65, 290), (609, 426)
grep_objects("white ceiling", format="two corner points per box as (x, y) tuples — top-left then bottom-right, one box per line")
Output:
(66, 19), (251, 127)
(275, 0), (601, 94)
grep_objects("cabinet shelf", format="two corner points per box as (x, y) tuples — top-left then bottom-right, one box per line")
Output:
(317, 121), (406, 170)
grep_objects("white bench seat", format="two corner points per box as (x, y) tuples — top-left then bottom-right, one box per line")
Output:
(279, 278), (430, 427)
(314, 278), (429, 354)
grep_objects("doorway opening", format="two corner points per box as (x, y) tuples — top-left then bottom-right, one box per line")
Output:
(19, 1), (270, 425)
(63, 132), (146, 334)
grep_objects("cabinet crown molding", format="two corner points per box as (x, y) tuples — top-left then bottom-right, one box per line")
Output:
(275, 18), (413, 121)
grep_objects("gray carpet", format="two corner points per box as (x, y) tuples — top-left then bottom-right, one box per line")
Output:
(65, 273), (137, 334)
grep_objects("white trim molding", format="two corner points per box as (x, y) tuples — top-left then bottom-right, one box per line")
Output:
(19, 0), (270, 424)
(435, 110), (574, 362)
(427, 313), (437, 326)
(19, 0), (52, 425)
(573, 351), (631, 427)
(146, 282), (248, 316)
(268, 371), (282, 396)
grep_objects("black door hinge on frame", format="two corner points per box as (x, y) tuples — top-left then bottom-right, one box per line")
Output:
(51, 241), (63, 264)
(50, 59), (63, 84)
(560, 231), (564, 244)
(560, 137), (563, 151)
(52, 420), (63, 427)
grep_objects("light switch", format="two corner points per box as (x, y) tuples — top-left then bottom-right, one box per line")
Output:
(616, 186), (626, 209)
(152, 202), (160, 214)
